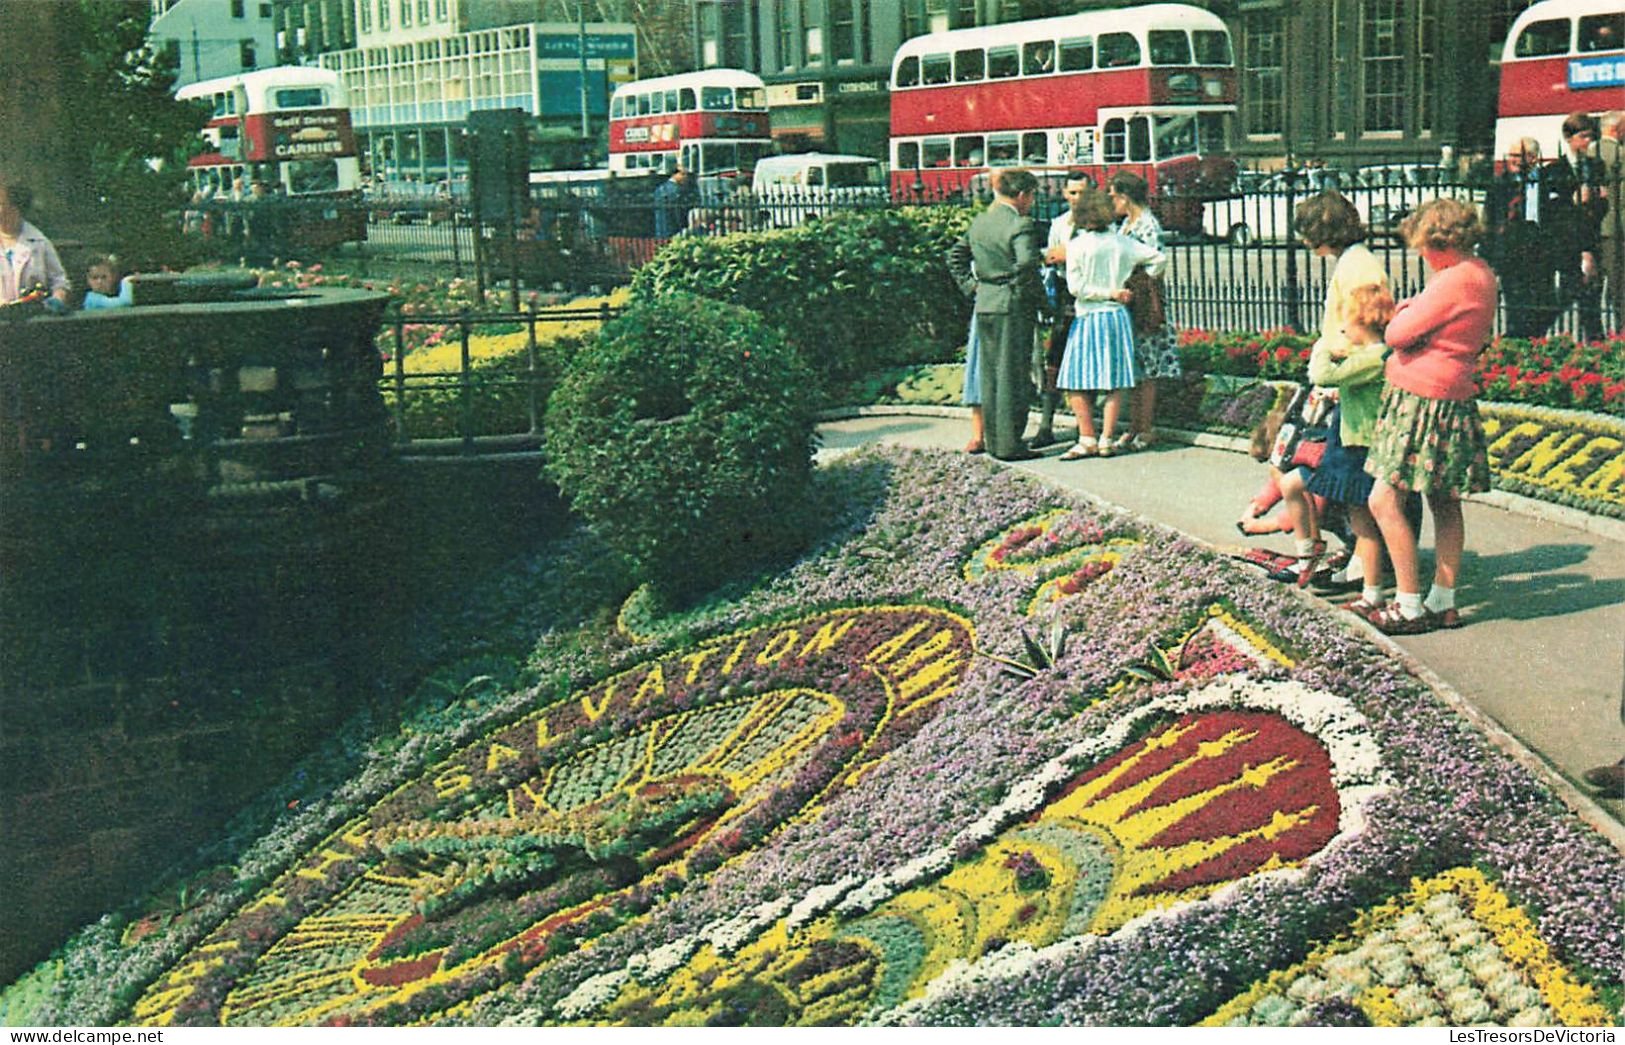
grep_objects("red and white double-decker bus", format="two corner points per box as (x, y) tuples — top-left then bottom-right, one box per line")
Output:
(177, 66), (365, 247)
(607, 69), (773, 181)
(889, 3), (1237, 227)
(1495, 0), (1624, 163)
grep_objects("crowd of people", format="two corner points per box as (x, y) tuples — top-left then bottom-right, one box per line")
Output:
(946, 107), (1621, 642)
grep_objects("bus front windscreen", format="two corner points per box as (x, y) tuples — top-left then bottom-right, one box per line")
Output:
(287, 159), (341, 194)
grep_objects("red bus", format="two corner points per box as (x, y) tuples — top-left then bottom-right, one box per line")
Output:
(1494, 0), (1624, 163)
(889, 3), (1237, 229)
(177, 66), (366, 248)
(608, 69), (773, 183)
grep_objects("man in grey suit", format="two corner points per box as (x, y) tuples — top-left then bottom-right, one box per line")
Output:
(947, 168), (1044, 461)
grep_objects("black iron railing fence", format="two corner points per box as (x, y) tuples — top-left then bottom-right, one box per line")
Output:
(184, 156), (1623, 340)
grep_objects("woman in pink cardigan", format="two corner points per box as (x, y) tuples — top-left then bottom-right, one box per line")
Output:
(1362, 198), (1497, 635)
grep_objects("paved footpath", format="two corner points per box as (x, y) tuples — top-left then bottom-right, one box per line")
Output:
(818, 409), (1625, 836)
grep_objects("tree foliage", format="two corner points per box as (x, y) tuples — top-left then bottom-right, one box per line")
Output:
(63, 0), (209, 264)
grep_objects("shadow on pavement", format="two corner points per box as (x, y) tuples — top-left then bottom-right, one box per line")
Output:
(1458, 543), (1625, 623)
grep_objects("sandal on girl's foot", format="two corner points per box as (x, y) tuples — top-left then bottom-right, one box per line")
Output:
(1425, 607), (1464, 629)
(1267, 560), (1305, 583)
(965, 441), (986, 455)
(1059, 438), (1098, 461)
(1340, 595), (1384, 616)
(1367, 602), (1438, 636)
(1296, 538), (1328, 589)
(1096, 438), (1117, 458)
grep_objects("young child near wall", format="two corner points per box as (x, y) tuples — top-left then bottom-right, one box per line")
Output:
(1305, 281), (1397, 613)
(81, 255), (133, 310)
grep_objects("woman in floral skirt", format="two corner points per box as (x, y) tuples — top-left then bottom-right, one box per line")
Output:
(1362, 198), (1497, 635)
(1107, 171), (1179, 451)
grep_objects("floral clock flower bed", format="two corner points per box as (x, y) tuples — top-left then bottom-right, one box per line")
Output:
(3, 448), (1620, 1028)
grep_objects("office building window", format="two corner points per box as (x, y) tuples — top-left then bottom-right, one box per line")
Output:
(400, 0), (412, 27)
(831, 0), (855, 60)
(378, 0), (388, 29)
(436, 0), (448, 19)
(240, 39), (257, 67)
(359, 0), (371, 31)
(1362, 0), (1405, 132)
(954, 0), (975, 28)
(723, 2), (749, 65)
(906, 0), (949, 36)
(1242, 10), (1283, 137)
(1418, 0), (1437, 134)
(418, 0), (429, 23)
(1486, 0), (1539, 61)
(230, 0), (244, 17)
(259, 3), (271, 16)
(699, 2), (720, 66)
(778, 0), (796, 68)
(804, 0), (823, 64)
(859, 0), (871, 62)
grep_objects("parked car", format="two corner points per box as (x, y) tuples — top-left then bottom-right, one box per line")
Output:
(1201, 168), (1348, 245)
(750, 152), (887, 226)
(1347, 163), (1484, 241)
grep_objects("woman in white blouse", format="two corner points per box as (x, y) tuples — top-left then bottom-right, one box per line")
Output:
(1046, 187), (1166, 459)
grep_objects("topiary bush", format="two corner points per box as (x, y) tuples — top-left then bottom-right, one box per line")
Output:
(630, 206), (974, 386)
(543, 292), (818, 599)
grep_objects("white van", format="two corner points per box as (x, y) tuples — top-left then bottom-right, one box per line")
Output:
(750, 152), (887, 226)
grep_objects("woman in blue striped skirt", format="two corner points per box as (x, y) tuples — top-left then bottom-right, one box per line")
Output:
(1051, 188), (1167, 460)
(961, 314), (984, 452)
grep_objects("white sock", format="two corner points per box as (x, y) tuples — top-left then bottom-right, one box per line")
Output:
(1362, 585), (1382, 606)
(1343, 557), (1365, 583)
(1425, 584), (1455, 614)
(1294, 538), (1316, 557)
(1396, 591), (1425, 619)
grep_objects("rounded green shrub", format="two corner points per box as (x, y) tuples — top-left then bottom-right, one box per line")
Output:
(631, 206), (974, 384)
(543, 292), (817, 599)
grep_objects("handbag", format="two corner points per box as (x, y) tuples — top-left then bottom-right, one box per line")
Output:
(1125, 267), (1166, 335)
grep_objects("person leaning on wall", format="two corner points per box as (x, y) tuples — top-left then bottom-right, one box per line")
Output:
(0, 181), (70, 306)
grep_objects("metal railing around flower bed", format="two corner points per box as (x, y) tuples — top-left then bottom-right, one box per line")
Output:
(185, 159), (1623, 341)
(378, 302), (620, 454)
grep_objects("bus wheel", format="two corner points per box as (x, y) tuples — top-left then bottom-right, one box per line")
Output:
(1227, 223), (1254, 247)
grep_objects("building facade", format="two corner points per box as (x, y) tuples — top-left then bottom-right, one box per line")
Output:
(689, 0), (1549, 164)
(151, 0), (281, 88)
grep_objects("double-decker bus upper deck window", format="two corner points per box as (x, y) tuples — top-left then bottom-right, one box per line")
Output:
(954, 48), (985, 81)
(1579, 14), (1623, 51)
(922, 53), (951, 84)
(1100, 32), (1142, 68)
(611, 96), (624, 118)
(987, 133), (1020, 165)
(737, 86), (766, 109)
(1193, 30), (1232, 65)
(955, 135), (985, 166)
(637, 93), (650, 115)
(1058, 37), (1092, 72)
(1153, 113), (1198, 159)
(1023, 39), (1055, 74)
(897, 140), (920, 168)
(1022, 131), (1048, 164)
(1515, 18), (1571, 57)
(651, 91), (664, 114)
(680, 87), (697, 109)
(665, 89), (679, 111)
(897, 55), (920, 86)
(988, 45), (1019, 78)
(1149, 30), (1191, 65)
(274, 86), (328, 108)
(702, 86), (734, 110)
(924, 137), (951, 167)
